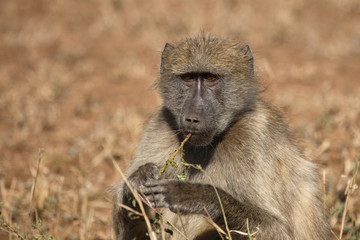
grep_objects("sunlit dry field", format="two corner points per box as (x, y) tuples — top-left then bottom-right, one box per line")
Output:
(0, 0), (359, 239)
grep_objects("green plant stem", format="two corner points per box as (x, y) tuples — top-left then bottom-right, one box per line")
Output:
(160, 133), (191, 175)
(0, 219), (26, 240)
(184, 163), (232, 240)
(246, 218), (253, 240)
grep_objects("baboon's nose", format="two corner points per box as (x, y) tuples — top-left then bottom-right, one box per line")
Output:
(185, 117), (200, 124)
(183, 115), (202, 132)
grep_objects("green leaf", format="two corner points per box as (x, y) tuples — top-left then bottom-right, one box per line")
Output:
(177, 174), (186, 181)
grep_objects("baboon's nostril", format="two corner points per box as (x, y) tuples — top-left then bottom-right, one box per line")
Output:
(185, 118), (199, 123)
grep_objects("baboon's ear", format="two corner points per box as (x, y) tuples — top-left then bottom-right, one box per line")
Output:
(160, 43), (174, 73)
(240, 44), (254, 76)
(241, 44), (252, 58)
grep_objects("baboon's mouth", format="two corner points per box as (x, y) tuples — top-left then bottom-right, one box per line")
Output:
(184, 130), (203, 136)
(182, 130), (214, 146)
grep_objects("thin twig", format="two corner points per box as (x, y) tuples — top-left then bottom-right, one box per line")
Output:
(136, 192), (190, 240)
(184, 163), (232, 239)
(230, 228), (260, 237)
(176, 207), (188, 238)
(211, 181), (231, 239)
(203, 207), (226, 240)
(136, 195), (190, 240)
(230, 219), (259, 238)
(116, 202), (143, 217)
(160, 133), (191, 175)
(160, 216), (166, 240)
(164, 221), (190, 240)
(322, 170), (327, 210)
(0, 220), (27, 240)
(339, 156), (359, 239)
(105, 195), (143, 216)
(111, 158), (157, 240)
(246, 218), (253, 240)
(331, 230), (340, 240)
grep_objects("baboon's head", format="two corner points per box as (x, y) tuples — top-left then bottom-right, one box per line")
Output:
(159, 35), (257, 146)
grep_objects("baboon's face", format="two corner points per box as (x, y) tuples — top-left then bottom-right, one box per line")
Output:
(177, 71), (222, 146)
(159, 37), (256, 146)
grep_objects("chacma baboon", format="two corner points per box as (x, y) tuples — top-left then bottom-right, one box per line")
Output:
(113, 35), (331, 240)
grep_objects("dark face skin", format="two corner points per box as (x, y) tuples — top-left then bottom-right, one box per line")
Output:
(160, 40), (256, 147)
(178, 72), (222, 146)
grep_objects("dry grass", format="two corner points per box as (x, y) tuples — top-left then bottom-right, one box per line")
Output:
(0, 0), (359, 239)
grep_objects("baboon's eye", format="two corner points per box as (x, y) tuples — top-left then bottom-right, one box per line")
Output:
(180, 74), (193, 81)
(205, 74), (217, 81)
(204, 73), (219, 87)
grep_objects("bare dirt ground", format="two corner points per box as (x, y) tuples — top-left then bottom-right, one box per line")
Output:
(0, 0), (359, 239)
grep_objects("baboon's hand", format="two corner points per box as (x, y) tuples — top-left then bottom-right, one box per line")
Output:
(139, 179), (206, 214)
(124, 163), (160, 199)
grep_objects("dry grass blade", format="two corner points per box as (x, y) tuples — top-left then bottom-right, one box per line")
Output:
(202, 207), (226, 240)
(176, 207), (188, 238)
(111, 158), (157, 240)
(29, 148), (44, 222)
(230, 228), (260, 237)
(332, 230), (341, 240)
(339, 156), (359, 239)
(323, 170), (327, 210)
(164, 221), (190, 240)
(211, 181), (231, 239)
(182, 163), (232, 239)
(227, 219), (259, 239)
(104, 195), (143, 217)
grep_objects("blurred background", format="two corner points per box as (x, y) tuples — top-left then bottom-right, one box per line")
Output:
(0, 0), (359, 239)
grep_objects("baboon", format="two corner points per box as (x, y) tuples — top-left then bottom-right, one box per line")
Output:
(113, 35), (331, 240)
